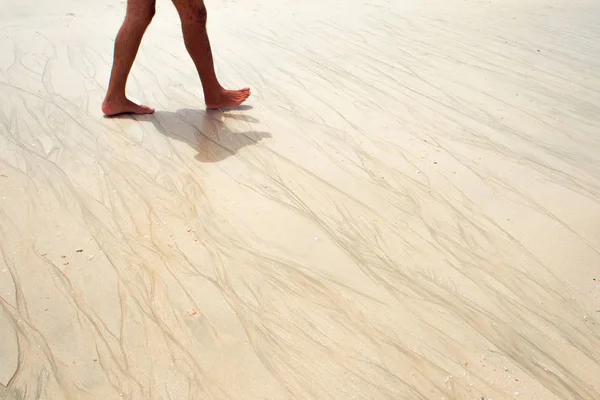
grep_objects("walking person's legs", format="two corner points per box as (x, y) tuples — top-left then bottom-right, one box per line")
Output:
(102, 0), (156, 116)
(171, 0), (250, 109)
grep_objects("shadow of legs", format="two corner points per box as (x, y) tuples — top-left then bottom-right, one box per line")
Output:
(150, 109), (270, 163)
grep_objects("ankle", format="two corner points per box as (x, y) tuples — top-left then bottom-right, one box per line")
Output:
(103, 92), (126, 103)
(203, 84), (224, 97)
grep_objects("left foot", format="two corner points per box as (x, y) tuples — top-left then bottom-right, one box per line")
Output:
(205, 88), (251, 110)
(102, 97), (155, 116)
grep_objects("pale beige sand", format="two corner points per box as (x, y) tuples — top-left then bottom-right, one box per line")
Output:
(1, 0), (600, 398)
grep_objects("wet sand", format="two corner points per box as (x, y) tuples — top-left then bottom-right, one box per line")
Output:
(1, 0), (600, 399)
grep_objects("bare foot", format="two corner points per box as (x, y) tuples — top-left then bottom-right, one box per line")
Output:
(205, 88), (251, 110)
(102, 97), (155, 116)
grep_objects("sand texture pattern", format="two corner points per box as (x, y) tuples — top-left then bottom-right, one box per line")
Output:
(1, 0), (600, 399)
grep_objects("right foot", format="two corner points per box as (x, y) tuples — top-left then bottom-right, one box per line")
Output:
(102, 97), (155, 116)
(205, 88), (251, 110)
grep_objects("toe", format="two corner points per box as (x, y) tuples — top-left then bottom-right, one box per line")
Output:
(135, 105), (155, 115)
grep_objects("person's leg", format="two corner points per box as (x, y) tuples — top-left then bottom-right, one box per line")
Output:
(102, 0), (157, 116)
(171, 0), (250, 109)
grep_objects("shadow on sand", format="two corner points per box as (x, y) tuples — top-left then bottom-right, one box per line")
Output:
(110, 106), (270, 163)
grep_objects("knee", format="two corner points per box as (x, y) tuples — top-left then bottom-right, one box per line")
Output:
(182, 4), (207, 25)
(196, 5), (208, 23)
(141, 7), (156, 24)
(128, 6), (156, 26)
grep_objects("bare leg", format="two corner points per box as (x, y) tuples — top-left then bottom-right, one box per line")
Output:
(171, 0), (250, 109)
(102, 0), (157, 116)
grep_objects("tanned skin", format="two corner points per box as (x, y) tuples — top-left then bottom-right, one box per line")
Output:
(102, 0), (250, 116)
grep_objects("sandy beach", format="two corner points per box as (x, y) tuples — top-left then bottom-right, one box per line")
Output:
(1, 0), (600, 398)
